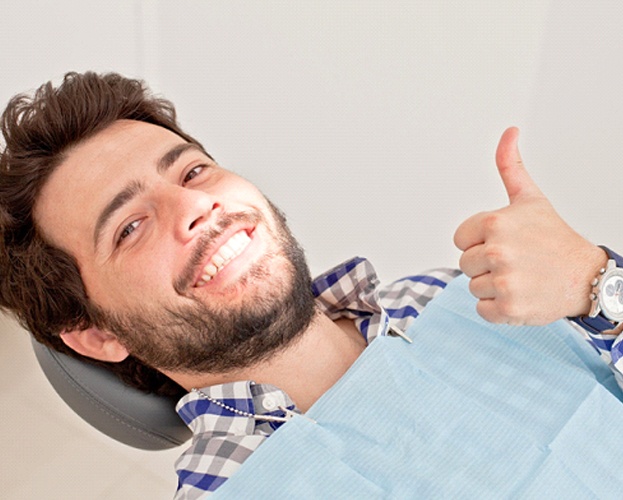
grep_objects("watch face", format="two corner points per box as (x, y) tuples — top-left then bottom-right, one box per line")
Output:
(601, 270), (623, 321)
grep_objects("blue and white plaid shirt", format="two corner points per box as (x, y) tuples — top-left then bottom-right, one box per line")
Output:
(174, 257), (460, 498)
(578, 324), (623, 388)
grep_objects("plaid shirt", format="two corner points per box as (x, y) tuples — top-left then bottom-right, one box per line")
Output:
(576, 324), (623, 388)
(174, 257), (461, 498)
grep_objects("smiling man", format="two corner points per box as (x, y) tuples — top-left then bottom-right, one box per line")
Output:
(2, 73), (442, 495)
(2, 72), (623, 497)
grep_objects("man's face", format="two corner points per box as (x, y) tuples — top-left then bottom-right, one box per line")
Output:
(34, 120), (316, 373)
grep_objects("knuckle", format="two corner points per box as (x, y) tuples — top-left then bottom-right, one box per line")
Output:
(483, 244), (507, 267)
(495, 296), (520, 320)
(492, 274), (511, 295)
(497, 301), (517, 320)
(482, 212), (503, 234)
(491, 276), (521, 319)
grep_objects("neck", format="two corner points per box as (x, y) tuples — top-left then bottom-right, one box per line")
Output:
(166, 311), (366, 412)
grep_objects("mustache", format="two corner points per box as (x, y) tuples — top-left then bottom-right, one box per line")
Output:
(173, 210), (263, 294)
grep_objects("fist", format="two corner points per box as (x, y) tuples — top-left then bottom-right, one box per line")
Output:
(453, 127), (606, 325)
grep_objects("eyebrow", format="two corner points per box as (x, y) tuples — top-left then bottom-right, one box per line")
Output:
(93, 142), (205, 250)
(157, 143), (203, 174)
(93, 180), (144, 249)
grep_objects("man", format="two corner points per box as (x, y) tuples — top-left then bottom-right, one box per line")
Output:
(1, 72), (620, 497)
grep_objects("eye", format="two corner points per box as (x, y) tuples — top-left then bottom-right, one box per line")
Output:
(183, 164), (207, 185)
(117, 219), (141, 245)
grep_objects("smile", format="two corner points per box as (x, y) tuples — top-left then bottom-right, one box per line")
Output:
(194, 230), (252, 286)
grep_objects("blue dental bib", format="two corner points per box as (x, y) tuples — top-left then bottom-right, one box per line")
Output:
(214, 274), (623, 499)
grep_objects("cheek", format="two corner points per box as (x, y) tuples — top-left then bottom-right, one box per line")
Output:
(82, 250), (176, 311)
(218, 175), (267, 204)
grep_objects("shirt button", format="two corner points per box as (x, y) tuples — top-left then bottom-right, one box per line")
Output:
(262, 397), (277, 410)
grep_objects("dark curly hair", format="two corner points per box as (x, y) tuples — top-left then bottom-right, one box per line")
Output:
(0, 71), (206, 398)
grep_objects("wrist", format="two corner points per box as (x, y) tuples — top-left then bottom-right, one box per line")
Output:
(569, 245), (623, 336)
(569, 245), (608, 318)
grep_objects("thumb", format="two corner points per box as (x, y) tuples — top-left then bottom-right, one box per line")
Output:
(496, 127), (542, 203)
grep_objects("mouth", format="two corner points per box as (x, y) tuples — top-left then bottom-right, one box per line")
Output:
(194, 229), (253, 287)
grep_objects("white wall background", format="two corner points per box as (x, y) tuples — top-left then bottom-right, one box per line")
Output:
(1, 1), (622, 498)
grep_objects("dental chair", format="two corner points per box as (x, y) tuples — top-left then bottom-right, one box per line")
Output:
(31, 338), (191, 450)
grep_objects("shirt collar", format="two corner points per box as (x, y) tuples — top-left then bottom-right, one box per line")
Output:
(177, 380), (296, 434)
(313, 256), (391, 343)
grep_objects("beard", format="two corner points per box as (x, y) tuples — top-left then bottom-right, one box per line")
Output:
(92, 200), (318, 374)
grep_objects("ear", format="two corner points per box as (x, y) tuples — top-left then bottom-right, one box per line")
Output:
(60, 327), (129, 363)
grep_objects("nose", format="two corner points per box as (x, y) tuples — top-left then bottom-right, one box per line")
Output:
(164, 185), (219, 242)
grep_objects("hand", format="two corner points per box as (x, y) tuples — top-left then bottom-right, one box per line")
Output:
(453, 127), (607, 325)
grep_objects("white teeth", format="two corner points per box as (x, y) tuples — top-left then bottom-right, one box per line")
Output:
(220, 245), (235, 259)
(195, 230), (251, 286)
(204, 263), (218, 275)
(212, 254), (225, 267)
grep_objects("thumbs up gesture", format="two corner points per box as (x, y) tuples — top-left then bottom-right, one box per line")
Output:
(454, 127), (607, 325)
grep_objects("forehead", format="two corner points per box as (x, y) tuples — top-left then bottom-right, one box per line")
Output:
(34, 119), (187, 253)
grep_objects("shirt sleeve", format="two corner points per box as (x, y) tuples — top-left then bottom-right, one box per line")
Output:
(573, 322), (623, 391)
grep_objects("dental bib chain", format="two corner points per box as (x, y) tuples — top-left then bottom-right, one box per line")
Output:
(191, 387), (294, 423)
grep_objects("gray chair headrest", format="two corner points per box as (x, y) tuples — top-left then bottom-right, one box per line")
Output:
(31, 338), (191, 450)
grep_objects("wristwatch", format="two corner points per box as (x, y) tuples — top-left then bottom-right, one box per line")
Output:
(571, 246), (623, 335)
